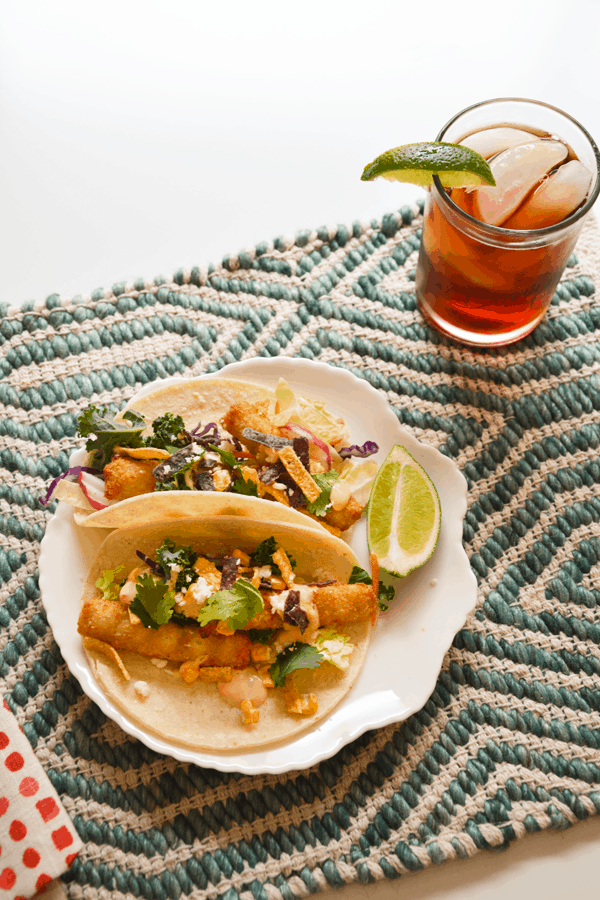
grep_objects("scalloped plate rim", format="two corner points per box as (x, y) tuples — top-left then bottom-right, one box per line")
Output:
(39, 357), (476, 774)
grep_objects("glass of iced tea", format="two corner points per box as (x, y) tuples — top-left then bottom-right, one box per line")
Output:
(415, 98), (600, 347)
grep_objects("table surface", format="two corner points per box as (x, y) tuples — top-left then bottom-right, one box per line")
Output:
(1, 1), (599, 897)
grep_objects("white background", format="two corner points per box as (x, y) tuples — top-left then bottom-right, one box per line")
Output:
(2, 0), (600, 895)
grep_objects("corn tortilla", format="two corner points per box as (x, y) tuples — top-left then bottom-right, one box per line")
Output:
(80, 516), (373, 752)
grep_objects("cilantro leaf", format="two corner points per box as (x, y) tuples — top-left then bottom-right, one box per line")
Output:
(306, 471), (339, 517)
(78, 406), (146, 468)
(349, 565), (371, 585)
(349, 564), (396, 611)
(230, 477), (259, 497)
(129, 574), (176, 629)
(209, 445), (241, 474)
(154, 539), (198, 592)
(269, 643), (323, 688)
(146, 413), (188, 452)
(247, 629), (277, 644)
(155, 473), (193, 492)
(95, 566), (125, 601)
(197, 578), (263, 631)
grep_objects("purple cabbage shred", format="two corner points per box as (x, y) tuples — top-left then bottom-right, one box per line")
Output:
(135, 551), (164, 577)
(338, 441), (379, 459)
(39, 466), (103, 506)
(189, 422), (221, 445)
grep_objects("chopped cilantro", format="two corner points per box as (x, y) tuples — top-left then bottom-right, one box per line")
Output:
(155, 473), (192, 492)
(154, 539), (198, 592)
(95, 566), (125, 601)
(269, 643), (323, 688)
(247, 629), (277, 644)
(209, 445), (241, 473)
(146, 413), (188, 452)
(129, 574), (176, 629)
(349, 565), (371, 585)
(306, 471), (339, 517)
(230, 476), (259, 497)
(349, 564), (395, 611)
(197, 578), (263, 630)
(78, 406), (146, 468)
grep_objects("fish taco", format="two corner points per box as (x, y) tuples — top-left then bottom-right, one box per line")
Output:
(78, 515), (379, 751)
(43, 375), (379, 537)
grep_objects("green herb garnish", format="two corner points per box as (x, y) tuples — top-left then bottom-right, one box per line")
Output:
(155, 539), (198, 592)
(78, 406), (146, 468)
(230, 477), (259, 497)
(306, 471), (339, 517)
(248, 629), (277, 645)
(349, 564), (395, 611)
(129, 574), (176, 629)
(249, 537), (296, 575)
(146, 413), (188, 453)
(95, 566), (125, 601)
(269, 643), (323, 688)
(197, 578), (263, 631)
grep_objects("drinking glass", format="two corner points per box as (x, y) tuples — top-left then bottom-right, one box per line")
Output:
(414, 98), (600, 347)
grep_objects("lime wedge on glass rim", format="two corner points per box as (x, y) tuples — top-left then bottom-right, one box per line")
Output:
(361, 141), (496, 188)
(367, 444), (441, 578)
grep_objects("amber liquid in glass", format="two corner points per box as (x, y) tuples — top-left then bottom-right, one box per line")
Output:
(415, 127), (585, 343)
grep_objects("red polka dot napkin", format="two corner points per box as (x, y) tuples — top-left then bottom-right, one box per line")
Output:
(0, 700), (82, 899)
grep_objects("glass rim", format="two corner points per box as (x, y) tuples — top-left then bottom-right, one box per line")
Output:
(433, 96), (600, 238)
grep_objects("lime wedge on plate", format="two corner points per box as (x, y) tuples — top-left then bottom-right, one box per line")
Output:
(367, 444), (441, 577)
(361, 141), (496, 188)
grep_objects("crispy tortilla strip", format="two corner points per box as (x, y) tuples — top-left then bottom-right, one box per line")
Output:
(78, 595), (251, 666)
(258, 480), (290, 506)
(83, 637), (130, 681)
(241, 699), (260, 726)
(113, 446), (171, 460)
(272, 547), (294, 587)
(277, 446), (320, 502)
(283, 682), (318, 716)
(198, 666), (233, 684)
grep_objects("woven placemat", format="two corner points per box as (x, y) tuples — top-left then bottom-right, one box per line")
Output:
(2, 203), (600, 899)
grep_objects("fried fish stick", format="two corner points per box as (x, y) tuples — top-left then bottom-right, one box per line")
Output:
(78, 596), (251, 666)
(245, 582), (377, 630)
(103, 455), (157, 501)
(323, 496), (364, 532)
(220, 401), (285, 461)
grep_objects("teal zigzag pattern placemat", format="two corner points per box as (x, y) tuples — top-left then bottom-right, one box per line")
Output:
(2, 204), (600, 898)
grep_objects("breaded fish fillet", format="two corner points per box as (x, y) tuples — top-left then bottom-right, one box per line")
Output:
(78, 595), (251, 666)
(103, 456), (157, 502)
(221, 400), (285, 462)
(245, 582), (377, 630)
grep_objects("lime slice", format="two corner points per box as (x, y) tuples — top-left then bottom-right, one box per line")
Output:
(367, 444), (441, 577)
(361, 142), (496, 188)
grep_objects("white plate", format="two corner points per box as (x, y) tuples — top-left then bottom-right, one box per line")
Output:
(39, 357), (476, 774)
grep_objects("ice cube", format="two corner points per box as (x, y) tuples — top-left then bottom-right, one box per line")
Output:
(504, 159), (594, 229)
(460, 127), (536, 160)
(472, 140), (568, 227)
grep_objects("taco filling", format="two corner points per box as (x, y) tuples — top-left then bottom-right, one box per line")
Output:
(78, 532), (378, 738)
(43, 377), (379, 536)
